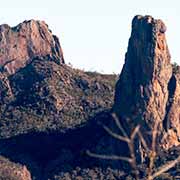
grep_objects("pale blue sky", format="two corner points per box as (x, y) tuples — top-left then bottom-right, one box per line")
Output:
(0, 0), (180, 73)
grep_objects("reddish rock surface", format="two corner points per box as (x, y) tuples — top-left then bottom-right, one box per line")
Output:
(0, 17), (180, 180)
(162, 71), (180, 149)
(114, 15), (180, 149)
(0, 20), (117, 179)
(0, 156), (31, 180)
(0, 20), (64, 74)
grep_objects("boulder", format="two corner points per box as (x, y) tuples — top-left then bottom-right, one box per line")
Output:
(0, 156), (31, 180)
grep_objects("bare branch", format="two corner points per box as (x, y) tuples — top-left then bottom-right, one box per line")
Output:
(126, 136), (139, 180)
(147, 120), (159, 179)
(88, 112), (179, 180)
(149, 155), (180, 180)
(152, 121), (159, 152)
(137, 131), (149, 152)
(130, 125), (140, 140)
(102, 124), (130, 143)
(111, 113), (128, 137)
(86, 150), (132, 163)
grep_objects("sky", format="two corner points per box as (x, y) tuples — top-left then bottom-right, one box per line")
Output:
(0, 0), (180, 74)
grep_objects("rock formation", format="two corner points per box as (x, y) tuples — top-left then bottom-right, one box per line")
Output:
(0, 16), (180, 179)
(0, 20), (64, 74)
(0, 72), (14, 105)
(113, 15), (180, 149)
(0, 58), (116, 138)
(162, 67), (180, 149)
(0, 156), (31, 180)
(0, 19), (118, 179)
(0, 20), (116, 139)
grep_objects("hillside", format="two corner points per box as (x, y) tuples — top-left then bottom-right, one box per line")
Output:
(0, 16), (180, 180)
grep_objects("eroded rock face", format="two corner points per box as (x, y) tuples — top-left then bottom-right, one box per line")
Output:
(0, 20), (64, 74)
(0, 72), (14, 105)
(0, 20), (117, 139)
(114, 15), (180, 148)
(0, 20), (117, 179)
(0, 57), (116, 138)
(162, 71), (180, 149)
(0, 156), (31, 180)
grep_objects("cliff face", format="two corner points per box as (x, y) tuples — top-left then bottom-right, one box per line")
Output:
(0, 59), (116, 138)
(0, 156), (31, 180)
(0, 20), (118, 180)
(114, 15), (180, 148)
(162, 70), (180, 148)
(0, 20), (116, 139)
(0, 20), (64, 74)
(0, 17), (180, 180)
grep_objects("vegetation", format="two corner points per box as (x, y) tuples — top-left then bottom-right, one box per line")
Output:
(87, 113), (180, 180)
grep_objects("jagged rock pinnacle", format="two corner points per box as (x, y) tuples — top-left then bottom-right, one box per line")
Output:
(0, 20), (64, 74)
(113, 15), (180, 149)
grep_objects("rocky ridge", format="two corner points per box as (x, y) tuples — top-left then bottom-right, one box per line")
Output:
(0, 19), (118, 179)
(0, 20), (64, 74)
(0, 16), (180, 180)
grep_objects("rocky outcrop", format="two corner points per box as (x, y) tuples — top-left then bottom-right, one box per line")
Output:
(0, 20), (118, 179)
(0, 20), (64, 74)
(0, 17), (180, 179)
(0, 19), (119, 179)
(0, 72), (14, 105)
(0, 19), (117, 139)
(0, 57), (116, 138)
(113, 15), (180, 149)
(0, 156), (31, 180)
(162, 70), (180, 149)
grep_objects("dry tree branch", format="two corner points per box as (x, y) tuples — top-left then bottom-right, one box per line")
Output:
(111, 113), (128, 137)
(95, 117), (140, 180)
(86, 150), (132, 163)
(128, 125), (140, 180)
(87, 112), (180, 180)
(149, 155), (180, 180)
(151, 121), (158, 153)
(111, 113), (141, 179)
(147, 120), (159, 179)
(137, 131), (149, 152)
(131, 125), (140, 140)
(102, 124), (130, 143)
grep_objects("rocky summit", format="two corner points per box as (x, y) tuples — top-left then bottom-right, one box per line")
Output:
(0, 16), (180, 180)
(0, 20), (118, 180)
(113, 15), (180, 149)
(0, 20), (116, 139)
(0, 20), (64, 74)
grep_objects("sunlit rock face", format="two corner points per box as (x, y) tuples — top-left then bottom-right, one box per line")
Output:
(114, 15), (180, 149)
(0, 19), (118, 179)
(0, 20), (64, 74)
(0, 156), (32, 180)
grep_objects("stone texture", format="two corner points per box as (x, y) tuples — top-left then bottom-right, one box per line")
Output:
(0, 20), (117, 179)
(0, 20), (64, 74)
(0, 56), (116, 138)
(0, 20), (116, 139)
(0, 156), (31, 180)
(113, 15), (180, 149)
(0, 17), (180, 179)
(0, 72), (14, 105)
(162, 72), (180, 149)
